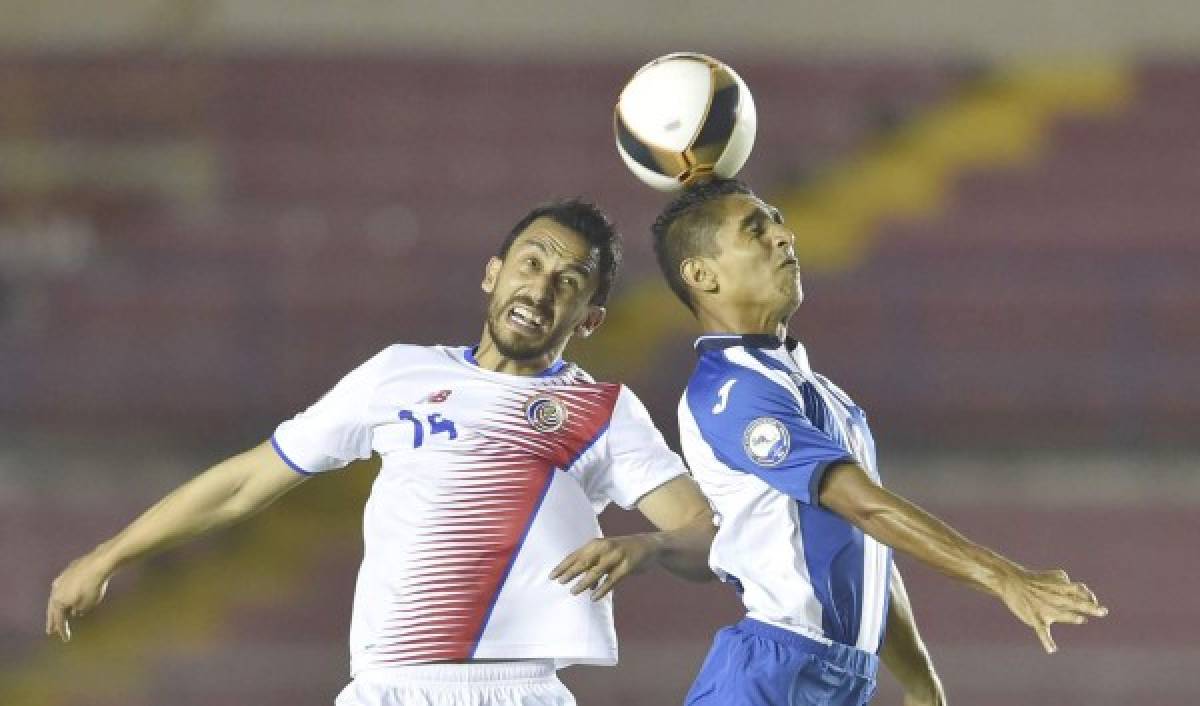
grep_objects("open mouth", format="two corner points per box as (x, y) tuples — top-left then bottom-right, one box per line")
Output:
(780, 257), (798, 269)
(507, 302), (551, 334)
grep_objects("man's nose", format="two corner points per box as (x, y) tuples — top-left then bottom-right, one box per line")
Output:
(527, 273), (555, 303)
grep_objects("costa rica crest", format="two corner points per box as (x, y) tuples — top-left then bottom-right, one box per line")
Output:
(524, 393), (568, 433)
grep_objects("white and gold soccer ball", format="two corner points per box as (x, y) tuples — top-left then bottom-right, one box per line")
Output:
(614, 52), (757, 192)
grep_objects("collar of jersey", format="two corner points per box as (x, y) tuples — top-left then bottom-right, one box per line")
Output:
(694, 333), (799, 353)
(463, 346), (568, 378)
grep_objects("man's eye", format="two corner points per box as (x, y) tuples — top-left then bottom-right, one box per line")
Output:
(524, 257), (540, 270)
(560, 276), (580, 290)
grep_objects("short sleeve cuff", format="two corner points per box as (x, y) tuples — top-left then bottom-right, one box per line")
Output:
(610, 463), (689, 510)
(271, 434), (316, 477)
(271, 421), (355, 475)
(808, 456), (856, 506)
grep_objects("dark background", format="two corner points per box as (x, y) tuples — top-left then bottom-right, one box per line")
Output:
(2, 4), (1197, 705)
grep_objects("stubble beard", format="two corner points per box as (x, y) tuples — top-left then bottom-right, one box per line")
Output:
(778, 273), (804, 322)
(485, 303), (566, 362)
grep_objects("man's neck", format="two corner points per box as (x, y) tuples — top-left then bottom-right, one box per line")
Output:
(695, 307), (789, 340)
(473, 331), (564, 376)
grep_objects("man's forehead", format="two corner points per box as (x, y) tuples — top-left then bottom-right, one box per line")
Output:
(701, 194), (780, 237)
(512, 218), (598, 268)
(718, 193), (774, 220)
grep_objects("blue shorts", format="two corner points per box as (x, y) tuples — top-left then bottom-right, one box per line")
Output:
(685, 619), (879, 706)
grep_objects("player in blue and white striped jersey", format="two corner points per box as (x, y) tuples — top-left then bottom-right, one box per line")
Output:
(651, 179), (1108, 706)
(681, 334), (892, 657)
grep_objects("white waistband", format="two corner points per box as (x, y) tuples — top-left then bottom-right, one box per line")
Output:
(745, 613), (833, 646)
(355, 660), (557, 686)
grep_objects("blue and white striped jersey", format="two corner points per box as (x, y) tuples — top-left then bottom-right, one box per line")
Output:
(678, 334), (892, 653)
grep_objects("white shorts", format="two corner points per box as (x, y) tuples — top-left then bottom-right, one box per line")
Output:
(335, 661), (576, 706)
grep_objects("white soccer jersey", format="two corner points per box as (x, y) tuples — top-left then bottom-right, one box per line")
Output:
(678, 334), (892, 653)
(272, 344), (687, 675)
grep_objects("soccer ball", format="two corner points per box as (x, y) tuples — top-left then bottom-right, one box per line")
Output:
(614, 52), (757, 192)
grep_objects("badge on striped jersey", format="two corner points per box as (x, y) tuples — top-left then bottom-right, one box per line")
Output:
(743, 417), (790, 466)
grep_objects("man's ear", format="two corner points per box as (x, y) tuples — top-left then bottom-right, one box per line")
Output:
(574, 305), (607, 338)
(481, 257), (502, 294)
(680, 257), (718, 295)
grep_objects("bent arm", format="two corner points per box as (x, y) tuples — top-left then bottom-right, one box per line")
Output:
(818, 461), (1106, 652)
(551, 474), (717, 599)
(633, 474), (718, 582)
(47, 441), (308, 640)
(879, 566), (945, 706)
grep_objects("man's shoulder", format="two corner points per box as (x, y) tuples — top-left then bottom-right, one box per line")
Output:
(369, 342), (460, 367)
(685, 349), (792, 393)
(811, 371), (858, 408)
(557, 361), (599, 385)
(554, 362), (630, 398)
(684, 354), (792, 425)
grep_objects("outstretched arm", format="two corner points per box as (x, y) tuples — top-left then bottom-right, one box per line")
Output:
(880, 565), (945, 706)
(46, 441), (312, 641)
(819, 461), (1107, 653)
(551, 474), (716, 600)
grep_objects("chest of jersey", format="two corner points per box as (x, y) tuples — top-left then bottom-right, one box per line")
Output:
(363, 366), (619, 476)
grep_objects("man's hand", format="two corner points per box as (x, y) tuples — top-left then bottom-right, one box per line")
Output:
(43, 442), (311, 644)
(550, 534), (661, 601)
(46, 552), (112, 642)
(550, 475), (715, 600)
(996, 565), (1107, 653)
(819, 462), (1107, 654)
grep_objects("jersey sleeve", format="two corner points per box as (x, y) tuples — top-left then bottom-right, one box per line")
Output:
(271, 347), (390, 475)
(685, 367), (853, 505)
(593, 385), (689, 510)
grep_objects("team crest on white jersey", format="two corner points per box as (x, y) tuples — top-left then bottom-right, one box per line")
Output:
(524, 393), (568, 433)
(743, 417), (790, 467)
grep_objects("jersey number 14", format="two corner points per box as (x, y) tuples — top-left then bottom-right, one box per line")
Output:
(396, 410), (458, 448)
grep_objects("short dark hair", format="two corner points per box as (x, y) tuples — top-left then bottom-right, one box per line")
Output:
(498, 199), (623, 306)
(651, 178), (754, 313)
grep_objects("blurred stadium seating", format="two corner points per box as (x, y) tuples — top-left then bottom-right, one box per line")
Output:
(2, 10), (1198, 706)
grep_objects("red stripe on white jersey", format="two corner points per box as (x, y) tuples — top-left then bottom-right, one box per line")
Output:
(372, 382), (620, 664)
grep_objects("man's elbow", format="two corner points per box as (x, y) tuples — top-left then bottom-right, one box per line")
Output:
(666, 509), (718, 582)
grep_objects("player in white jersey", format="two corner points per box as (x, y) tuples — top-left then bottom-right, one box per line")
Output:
(47, 199), (718, 706)
(650, 179), (1109, 706)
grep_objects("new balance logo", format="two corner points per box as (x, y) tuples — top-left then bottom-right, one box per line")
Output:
(419, 389), (453, 404)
